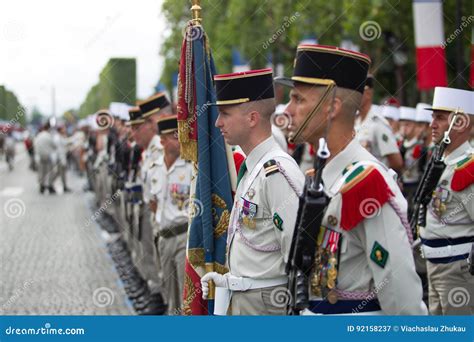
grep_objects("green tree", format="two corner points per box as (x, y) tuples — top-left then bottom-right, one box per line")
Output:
(160, 0), (472, 106)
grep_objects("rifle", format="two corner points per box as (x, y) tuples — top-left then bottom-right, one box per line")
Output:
(410, 109), (461, 242)
(286, 138), (330, 314)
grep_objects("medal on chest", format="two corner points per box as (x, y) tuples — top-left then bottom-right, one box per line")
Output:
(311, 226), (342, 304)
(239, 197), (258, 229)
(431, 185), (450, 217)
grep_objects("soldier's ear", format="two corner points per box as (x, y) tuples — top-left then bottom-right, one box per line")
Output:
(327, 97), (342, 120)
(248, 110), (259, 127)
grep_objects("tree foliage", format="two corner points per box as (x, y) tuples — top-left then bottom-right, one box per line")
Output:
(160, 0), (472, 105)
(77, 58), (137, 118)
(0, 85), (26, 126)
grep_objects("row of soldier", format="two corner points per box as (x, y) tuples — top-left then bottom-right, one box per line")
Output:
(85, 43), (473, 316)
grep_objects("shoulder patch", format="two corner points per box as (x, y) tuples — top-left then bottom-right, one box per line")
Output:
(273, 213), (283, 231)
(451, 154), (474, 192)
(340, 165), (394, 231)
(264, 159), (279, 177)
(370, 241), (389, 268)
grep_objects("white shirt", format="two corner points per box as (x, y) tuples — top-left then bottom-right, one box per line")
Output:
(355, 106), (400, 167)
(141, 135), (163, 203)
(228, 136), (305, 279)
(34, 130), (56, 159)
(150, 156), (193, 230)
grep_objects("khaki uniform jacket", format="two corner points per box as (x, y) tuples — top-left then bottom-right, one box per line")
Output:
(227, 136), (305, 280)
(312, 139), (427, 315)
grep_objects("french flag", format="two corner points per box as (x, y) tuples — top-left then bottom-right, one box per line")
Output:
(412, 0), (448, 90)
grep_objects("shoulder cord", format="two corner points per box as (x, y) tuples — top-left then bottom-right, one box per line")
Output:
(388, 196), (414, 245)
(276, 161), (303, 197)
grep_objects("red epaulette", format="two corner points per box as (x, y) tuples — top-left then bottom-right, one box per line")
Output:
(340, 164), (394, 231)
(412, 144), (422, 159)
(451, 154), (474, 192)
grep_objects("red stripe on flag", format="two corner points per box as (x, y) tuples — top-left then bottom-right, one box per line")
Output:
(416, 46), (447, 90)
(182, 258), (208, 315)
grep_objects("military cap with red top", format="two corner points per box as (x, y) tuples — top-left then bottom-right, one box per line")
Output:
(137, 92), (171, 118)
(127, 106), (144, 126)
(157, 114), (179, 135)
(213, 68), (274, 106)
(275, 44), (371, 93)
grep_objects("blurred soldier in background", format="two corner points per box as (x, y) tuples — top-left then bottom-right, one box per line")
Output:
(4, 131), (16, 171)
(355, 75), (403, 174)
(52, 125), (71, 193)
(399, 106), (420, 214)
(34, 122), (56, 194)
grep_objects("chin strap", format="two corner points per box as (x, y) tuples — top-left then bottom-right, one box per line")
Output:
(289, 82), (336, 144)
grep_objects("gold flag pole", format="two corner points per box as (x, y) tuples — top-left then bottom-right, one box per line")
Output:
(191, 0), (202, 24)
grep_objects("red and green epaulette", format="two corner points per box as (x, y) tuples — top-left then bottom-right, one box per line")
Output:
(340, 164), (394, 231)
(451, 154), (474, 192)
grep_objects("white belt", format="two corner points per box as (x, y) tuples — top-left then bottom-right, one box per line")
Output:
(300, 308), (383, 316)
(227, 275), (288, 291)
(421, 242), (472, 259)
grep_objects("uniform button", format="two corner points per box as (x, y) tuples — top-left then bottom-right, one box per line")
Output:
(328, 215), (338, 226)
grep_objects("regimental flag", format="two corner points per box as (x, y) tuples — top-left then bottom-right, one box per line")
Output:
(177, 20), (236, 315)
(412, 0), (448, 90)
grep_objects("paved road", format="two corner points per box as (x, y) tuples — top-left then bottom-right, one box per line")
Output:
(0, 143), (132, 315)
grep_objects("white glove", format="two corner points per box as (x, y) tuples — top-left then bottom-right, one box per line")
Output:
(200, 272), (229, 300)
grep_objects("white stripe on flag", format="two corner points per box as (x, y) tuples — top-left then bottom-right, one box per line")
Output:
(413, 0), (444, 47)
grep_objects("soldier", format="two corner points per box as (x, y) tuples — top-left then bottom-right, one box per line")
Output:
(415, 103), (433, 148)
(34, 122), (56, 194)
(52, 125), (71, 193)
(380, 102), (400, 136)
(124, 108), (143, 253)
(399, 106), (423, 214)
(148, 115), (192, 314)
(280, 44), (426, 314)
(419, 87), (474, 315)
(136, 93), (173, 291)
(355, 75), (403, 174)
(200, 68), (305, 315)
(127, 98), (167, 314)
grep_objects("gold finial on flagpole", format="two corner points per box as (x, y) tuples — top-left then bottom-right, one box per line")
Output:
(191, 0), (202, 24)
